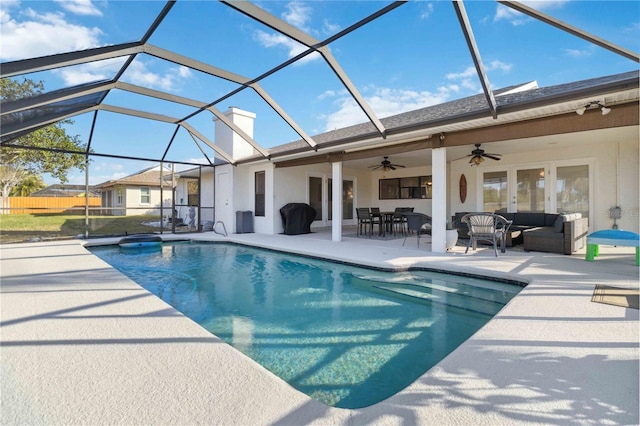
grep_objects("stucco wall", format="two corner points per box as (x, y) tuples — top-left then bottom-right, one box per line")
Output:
(449, 133), (639, 233)
(124, 186), (164, 216)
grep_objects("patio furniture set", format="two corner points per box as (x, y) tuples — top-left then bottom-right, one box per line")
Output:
(453, 211), (589, 255)
(356, 207), (415, 237)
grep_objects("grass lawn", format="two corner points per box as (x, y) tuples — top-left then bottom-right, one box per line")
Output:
(0, 214), (164, 244)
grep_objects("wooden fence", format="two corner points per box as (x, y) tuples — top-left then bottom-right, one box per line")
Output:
(3, 196), (102, 214)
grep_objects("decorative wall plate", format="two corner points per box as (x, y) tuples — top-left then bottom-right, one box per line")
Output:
(459, 174), (467, 203)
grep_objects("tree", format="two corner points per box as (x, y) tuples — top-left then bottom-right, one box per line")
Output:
(1, 78), (87, 211)
(9, 173), (46, 196)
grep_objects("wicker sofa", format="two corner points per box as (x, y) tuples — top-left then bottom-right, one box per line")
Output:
(453, 211), (588, 254)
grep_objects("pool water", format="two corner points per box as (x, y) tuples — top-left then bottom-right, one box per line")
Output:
(89, 241), (523, 408)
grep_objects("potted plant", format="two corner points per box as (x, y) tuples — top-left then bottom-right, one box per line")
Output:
(446, 220), (459, 250)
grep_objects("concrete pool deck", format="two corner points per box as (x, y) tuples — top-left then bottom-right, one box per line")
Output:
(1, 232), (638, 425)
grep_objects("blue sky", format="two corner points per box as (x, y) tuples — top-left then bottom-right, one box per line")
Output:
(1, 0), (638, 185)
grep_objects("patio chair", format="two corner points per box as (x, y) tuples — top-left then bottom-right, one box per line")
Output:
(370, 207), (382, 232)
(393, 207), (413, 236)
(461, 213), (512, 256)
(356, 208), (375, 237)
(402, 212), (432, 247)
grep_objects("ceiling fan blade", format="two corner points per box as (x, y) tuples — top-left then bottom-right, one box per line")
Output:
(389, 165), (396, 170)
(369, 165), (382, 170)
(483, 154), (501, 161)
(392, 164), (406, 168)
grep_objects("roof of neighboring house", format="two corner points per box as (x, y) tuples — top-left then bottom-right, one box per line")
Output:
(31, 184), (100, 197)
(94, 166), (174, 189)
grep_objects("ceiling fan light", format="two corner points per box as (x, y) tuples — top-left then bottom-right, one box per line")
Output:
(470, 156), (483, 166)
(601, 106), (611, 115)
(575, 106), (586, 115)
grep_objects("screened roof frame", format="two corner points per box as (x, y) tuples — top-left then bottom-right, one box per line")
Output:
(1, 0), (638, 168)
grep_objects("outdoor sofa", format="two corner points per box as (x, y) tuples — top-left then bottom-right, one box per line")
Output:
(453, 211), (588, 254)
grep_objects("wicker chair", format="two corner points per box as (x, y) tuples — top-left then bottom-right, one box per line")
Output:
(461, 213), (512, 256)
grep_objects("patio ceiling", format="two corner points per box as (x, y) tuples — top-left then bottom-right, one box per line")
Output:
(1, 1), (638, 169)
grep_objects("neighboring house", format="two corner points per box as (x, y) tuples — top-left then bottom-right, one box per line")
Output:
(173, 166), (216, 229)
(31, 184), (99, 198)
(95, 166), (173, 216)
(206, 71), (638, 252)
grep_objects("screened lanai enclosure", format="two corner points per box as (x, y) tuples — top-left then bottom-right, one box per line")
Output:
(1, 1), (638, 243)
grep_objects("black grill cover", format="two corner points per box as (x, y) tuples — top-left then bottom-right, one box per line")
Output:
(280, 203), (316, 235)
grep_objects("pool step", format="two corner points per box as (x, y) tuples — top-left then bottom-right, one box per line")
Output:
(355, 273), (518, 304)
(351, 276), (515, 316)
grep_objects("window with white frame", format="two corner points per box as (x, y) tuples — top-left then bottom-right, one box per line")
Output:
(117, 188), (123, 204)
(140, 187), (150, 204)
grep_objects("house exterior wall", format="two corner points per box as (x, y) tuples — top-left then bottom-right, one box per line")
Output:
(449, 132), (639, 233)
(124, 186), (164, 216)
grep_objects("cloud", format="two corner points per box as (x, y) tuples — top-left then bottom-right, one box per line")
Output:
(419, 2), (435, 20)
(0, 6), (103, 60)
(322, 19), (340, 35)
(322, 86), (452, 132)
(564, 47), (593, 58)
(122, 60), (193, 92)
(445, 60), (512, 92)
(494, 1), (568, 26)
(322, 56), (514, 132)
(54, 0), (102, 17)
(53, 57), (125, 85)
(253, 1), (321, 65)
(254, 29), (320, 64)
(282, 1), (311, 30)
(317, 89), (336, 100)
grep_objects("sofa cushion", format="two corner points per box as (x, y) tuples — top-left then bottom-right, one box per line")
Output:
(500, 212), (515, 221)
(553, 215), (565, 232)
(553, 213), (583, 232)
(524, 227), (562, 239)
(545, 213), (559, 227)
(513, 212), (546, 226)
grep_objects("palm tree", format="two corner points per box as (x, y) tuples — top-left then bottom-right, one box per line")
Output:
(10, 173), (46, 196)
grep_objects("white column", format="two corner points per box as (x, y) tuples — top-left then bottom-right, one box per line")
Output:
(332, 161), (343, 242)
(432, 147), (447, 253)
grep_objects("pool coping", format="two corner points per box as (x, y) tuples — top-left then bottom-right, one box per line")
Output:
(2, 233), (638, 425)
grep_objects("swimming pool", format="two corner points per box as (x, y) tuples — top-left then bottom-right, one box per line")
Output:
(89, 241), (523, 408)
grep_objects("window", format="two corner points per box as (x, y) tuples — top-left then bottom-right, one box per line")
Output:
(379, 176), (431, 199)
(255, 171), (265, 217)
(140, 187), (150, 204)
(117, 188), (123, 204)
(187, 180), (199, 206)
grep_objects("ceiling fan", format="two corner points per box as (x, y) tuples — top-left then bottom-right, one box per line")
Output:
(463, 144), (502, 166)
(368, 156), (406, 171)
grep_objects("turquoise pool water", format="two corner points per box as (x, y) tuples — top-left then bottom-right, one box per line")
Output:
(89, 241), (523, 408)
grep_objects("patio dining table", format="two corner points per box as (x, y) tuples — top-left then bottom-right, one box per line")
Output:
(372, 211), (396, 237)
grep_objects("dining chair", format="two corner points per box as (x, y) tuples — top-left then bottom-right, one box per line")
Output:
(461, 213), (512, 256)
(370, 207), (382, 233)
(402, 212), (432, 247)
(393, 207), (413, 236)
(356, 208), (374, 237)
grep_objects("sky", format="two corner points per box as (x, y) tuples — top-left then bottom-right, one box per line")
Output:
(1, 0), (638, 185)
